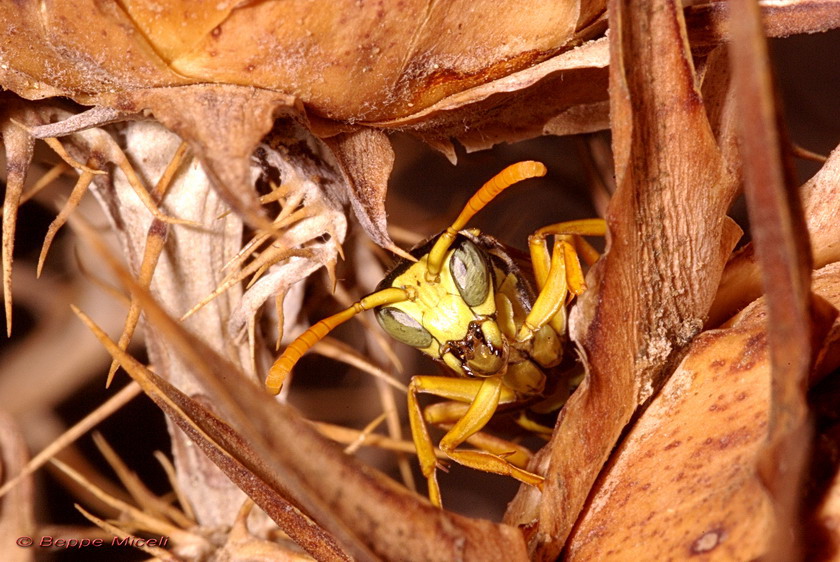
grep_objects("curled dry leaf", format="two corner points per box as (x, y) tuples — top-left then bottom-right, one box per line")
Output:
(710, 145), (840, 327)
(323, 128), (407, 258)
(0, 1), (590, 121)
(566, 262), (840, 560)
(0, 0), (599, 244)
(505, 1), (741, 557)
(1, 1), (834, 248)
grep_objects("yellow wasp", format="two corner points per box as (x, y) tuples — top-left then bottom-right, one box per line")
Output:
(265, 161), (605, 507)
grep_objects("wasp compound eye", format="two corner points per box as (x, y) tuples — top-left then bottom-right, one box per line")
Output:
(450, 239), (490, 307)
(376, 306), (433, 348)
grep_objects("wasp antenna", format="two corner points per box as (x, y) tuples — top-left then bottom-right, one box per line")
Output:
(265, 287), (412, 394)
(426, 161), (547, 279)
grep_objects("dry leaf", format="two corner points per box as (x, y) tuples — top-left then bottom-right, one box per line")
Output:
(566, 262), (840, 560)
(0, 1), (586, 121)
(710, 144), (840, 326)
(505, 2), (742, 557)
(323, 128), (408, 257)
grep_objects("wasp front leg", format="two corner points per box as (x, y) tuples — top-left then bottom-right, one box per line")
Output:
(517, 219), (607, 342)
(407, 375), (544, 507)
(423, 401), (535, 468)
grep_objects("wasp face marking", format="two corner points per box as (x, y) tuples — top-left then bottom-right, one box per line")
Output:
(441, 319), (508, 377)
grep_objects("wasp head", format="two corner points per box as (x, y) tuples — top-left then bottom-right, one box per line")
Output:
(374, 235), (509, 377)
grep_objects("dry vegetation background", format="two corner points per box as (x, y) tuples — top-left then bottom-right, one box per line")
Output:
(1, 1), (840, 561)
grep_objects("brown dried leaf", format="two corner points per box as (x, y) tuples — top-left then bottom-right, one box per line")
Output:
(381, 37), (611, 154)
(3, 1), (834, 129)
(727, 1), (818, 556)
(323, 128), (411, 258)
(4, 2), (837, 255)
(0, 1), (584, 120)
(710, 143), (840, 326)
(505, 1), (742, 557)
(566, 262), (840, 560)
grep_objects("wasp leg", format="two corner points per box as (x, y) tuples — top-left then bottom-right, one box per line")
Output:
(518, 218), (607, 342)
(424, 401), (533, 469)
(408, 375), (543, 507)
(518, 238), (569, 341)
(529, 218), (606, 290)
(514, 411), (555, 437)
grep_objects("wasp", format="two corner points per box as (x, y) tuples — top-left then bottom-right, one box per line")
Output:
(265, 161), (605, 507)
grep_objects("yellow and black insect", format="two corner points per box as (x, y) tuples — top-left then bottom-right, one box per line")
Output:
(265, 161), (605, 507)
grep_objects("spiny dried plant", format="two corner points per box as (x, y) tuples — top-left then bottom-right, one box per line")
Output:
(1, 1), (840, 561)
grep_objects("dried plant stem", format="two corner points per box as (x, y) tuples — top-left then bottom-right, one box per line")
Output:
(728, 0), (820, 558)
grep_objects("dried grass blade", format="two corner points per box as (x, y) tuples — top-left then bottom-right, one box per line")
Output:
(92, 433), (194, 529)
(50, 458), (196, 542)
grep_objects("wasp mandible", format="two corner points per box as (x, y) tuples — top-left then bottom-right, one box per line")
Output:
(266, 161), (605, 507)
